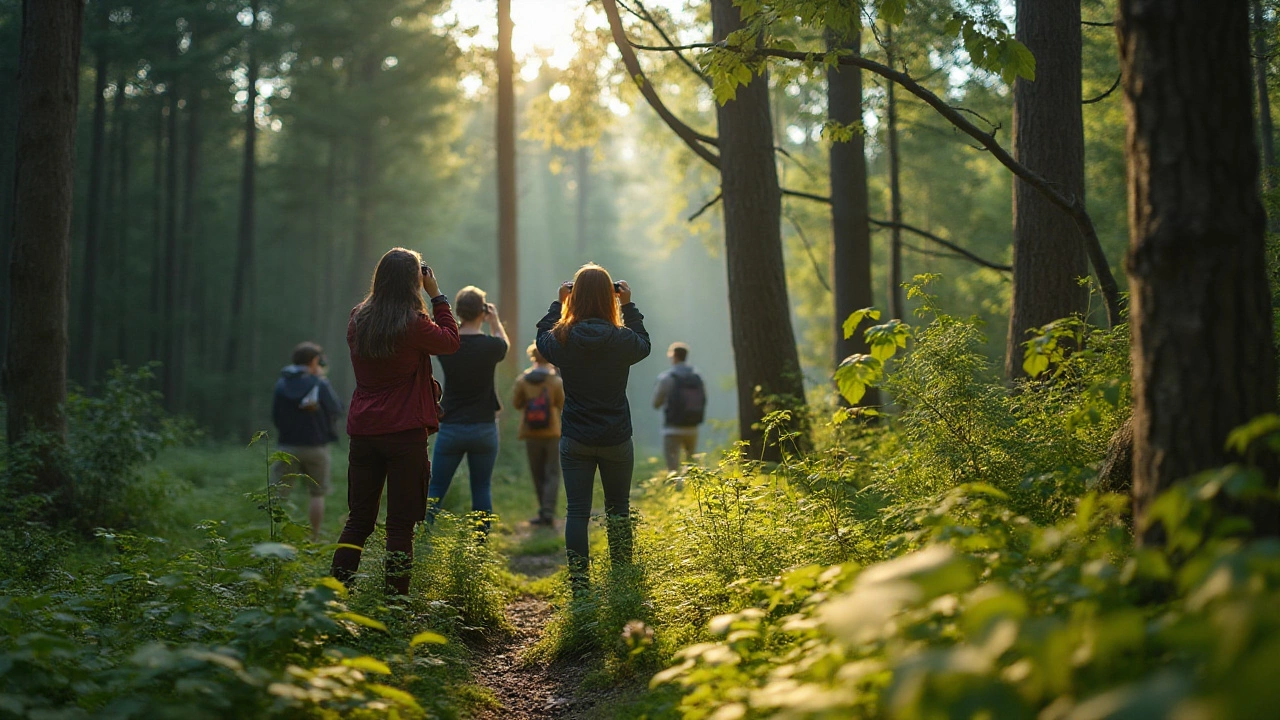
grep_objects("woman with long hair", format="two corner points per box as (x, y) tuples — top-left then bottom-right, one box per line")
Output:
(426, 285), (509, 532)
(535, 263), (650, 587)
(330, 247), (459, 596)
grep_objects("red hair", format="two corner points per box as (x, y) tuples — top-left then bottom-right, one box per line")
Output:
(552, 264), (620, 342)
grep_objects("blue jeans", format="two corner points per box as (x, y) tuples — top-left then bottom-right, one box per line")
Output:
(561, 436), (634, 579)
(427, 421), (499, 529)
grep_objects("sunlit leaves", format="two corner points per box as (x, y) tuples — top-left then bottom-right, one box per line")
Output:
(410, 630), (448, 647)
(835, 354), (882, 405)
(842, 307), (880, 340)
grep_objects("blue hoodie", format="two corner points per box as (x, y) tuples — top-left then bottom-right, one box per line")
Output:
(272, 365), (344, 446)
(535, 301), (651, 447)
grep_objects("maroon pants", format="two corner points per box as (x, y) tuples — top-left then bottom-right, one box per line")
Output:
(330, 428), (430, 595)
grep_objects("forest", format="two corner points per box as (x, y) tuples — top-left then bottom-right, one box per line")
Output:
(1, 0), (1279, 718)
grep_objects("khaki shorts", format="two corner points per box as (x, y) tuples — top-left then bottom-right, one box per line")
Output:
(271, 444), (332, 498)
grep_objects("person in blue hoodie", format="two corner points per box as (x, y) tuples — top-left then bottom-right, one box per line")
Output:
(535, 264), (650, 588)
(272, 341), (344, 542)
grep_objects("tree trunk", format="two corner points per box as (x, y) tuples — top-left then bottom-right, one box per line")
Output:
(885, 27), (905, 321)
(4, 0), (84, 495)
(1119, 0), (1279, 539)
(108, 75), (129, 366)
(1005, 0), (1089, 379)
(149, 98), (163, 363)
(175, 87), (201, 411)
(76, 37), (109, 386)
(827, 29), (879, 407)
(711, 0), (808, 459)
(575, 145), (590, 258)
(497, 0), (519, 365)
(162, 86), (180, 408)
(1254, 0), (1277, 188)
(225, 0), (259, 375)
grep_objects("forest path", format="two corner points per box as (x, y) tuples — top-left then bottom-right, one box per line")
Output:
(470, 524), (591, 720)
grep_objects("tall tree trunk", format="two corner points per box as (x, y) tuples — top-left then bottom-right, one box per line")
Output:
(497, 0), (519, 365)
(162, 85), (180, 408)
(711, 0), (808, 459)
(1254, 0), (1277, 189)
(117, 94), (131, 364)
(885, 26), (905, 321)
(827, 29), (879, 407)
(76, 36), (109, 386)
(1119, 0), (1279, 539)
(175, 87), (201, 411)
(575, 145), (590, 258)
(1005, 0), (1089, 379)
(225, 0), (259, 375)
(4, 0), (84, 495)
(104, 76), (124, 368)
(149, 98), (163, 363)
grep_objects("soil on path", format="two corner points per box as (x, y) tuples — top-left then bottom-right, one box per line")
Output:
(471, 525), (596, 720)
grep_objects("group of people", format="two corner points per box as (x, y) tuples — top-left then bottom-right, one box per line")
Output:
(268, 247), (706, 594)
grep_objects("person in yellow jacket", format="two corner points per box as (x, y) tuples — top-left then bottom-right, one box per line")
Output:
(512, 343), (566, 526)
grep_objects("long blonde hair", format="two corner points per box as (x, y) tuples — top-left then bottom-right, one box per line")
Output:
(552, 264), (621, 343)
(351, 248), (428, 358)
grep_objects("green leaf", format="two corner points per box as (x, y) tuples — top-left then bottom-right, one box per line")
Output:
(334, 612), (388, 632)
(1225, 413), (1280, 454)
(835, 354), (883, 405)
(842, 308), (880, 340)
(410, 630), (448, 647)
(248, 430), (268, 447)
(269, 451), (298, 465)
(342, 656), (391, 674)
(250, 542), (297, 560)
(369, 683), (422, 709)
(877, 0), (907, 25)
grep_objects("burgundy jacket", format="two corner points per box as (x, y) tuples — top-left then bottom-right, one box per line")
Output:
(346, 299), (460, 436)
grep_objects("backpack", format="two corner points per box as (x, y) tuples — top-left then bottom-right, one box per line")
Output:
(524, 385), (552, 430)
(664, 371), (706, 427)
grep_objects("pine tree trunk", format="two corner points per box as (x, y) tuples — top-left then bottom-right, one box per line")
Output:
(827, 29), (879, 407)
(106, 75), (126, 367)
(162, 86), (180, 408)
(4, 0), (85, 495)
(711, 0), (808, 459)
(76, 39), (109, 385)
(1254, 0), (1277, 188)
(116, 84), (131, 364)
(497, 0), (519, 365)
(885, 27), (905, 321)
(149, 99), (163, 362)
(1005, 0), (1089, 379)
(175, 87), (201, 411)
(225, 1), (259, 376)
(1120, 0), (1279, 539)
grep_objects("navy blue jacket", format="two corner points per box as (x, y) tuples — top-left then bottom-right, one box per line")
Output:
(535, 301), (650, 447)
(272, 365), (344, 446)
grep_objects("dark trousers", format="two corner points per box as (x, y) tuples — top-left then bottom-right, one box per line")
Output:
(525, 436), (561, 521)
(330, 428), (429, 596)
(561, 436), (634, 579)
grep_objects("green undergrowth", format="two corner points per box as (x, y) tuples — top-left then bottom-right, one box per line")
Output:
(531, 285), (1280, 719)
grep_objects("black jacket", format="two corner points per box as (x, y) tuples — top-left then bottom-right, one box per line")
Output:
(272, 365), (344, 446)
(535, 301), (650, 446)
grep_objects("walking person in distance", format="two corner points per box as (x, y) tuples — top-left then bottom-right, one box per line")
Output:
(652, 342), (706, 473)
(536, 263), (651, 588)
(330, 248), (459, 596)
(271, 341), (344, 542)
(426, 286), (509, 534)
(512, 343), (565, 527)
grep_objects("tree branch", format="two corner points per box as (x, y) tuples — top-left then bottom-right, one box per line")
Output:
(626, 0), (713, 89)
(782, 188), (831, 204)
(1083, 73), (1122, 104)
(869, 219), (1011, 272)
(687, 191), (722, 221)
(783, 210), (832, 292)
(751, 45), (1122, 326)
(601, 0), (720, 168)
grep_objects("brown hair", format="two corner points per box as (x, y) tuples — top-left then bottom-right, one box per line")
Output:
(350, 247), (428, 359)
(552, 264), (620, 343)
(292, 341), (324, 366)
(456, 285), (487, 322)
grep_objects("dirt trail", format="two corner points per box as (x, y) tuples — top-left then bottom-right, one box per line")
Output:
(471, 527), (592, 720)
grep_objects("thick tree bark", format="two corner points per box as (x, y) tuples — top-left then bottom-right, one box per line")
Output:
(162, 87), (180, 408)
(225, 0), (259, 375)
(497, 0), (519, 365)
(1254, 0), (1277, 188)
(1005, 0), (1089, 380)
(711, 0), (807, 459)
(827, 29), (879, 407)
(885, 30), (905, 321)
(1120, 0), (1279, 539)
(76, 38), (109, 386)
(4, 0), (84, 494)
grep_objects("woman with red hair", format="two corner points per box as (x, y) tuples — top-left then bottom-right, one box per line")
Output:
(535, 263), (651, 588)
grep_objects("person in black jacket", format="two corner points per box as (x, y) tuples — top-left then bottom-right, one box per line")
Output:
(271, 341), (344, 542)
(535, 264), (650, 587)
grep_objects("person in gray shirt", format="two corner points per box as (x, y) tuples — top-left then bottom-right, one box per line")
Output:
(652, 342), (706, 472)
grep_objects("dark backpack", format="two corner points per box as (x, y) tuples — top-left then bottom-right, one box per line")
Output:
(524, 386), (552, 430)
(664, 371), (706, 427)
